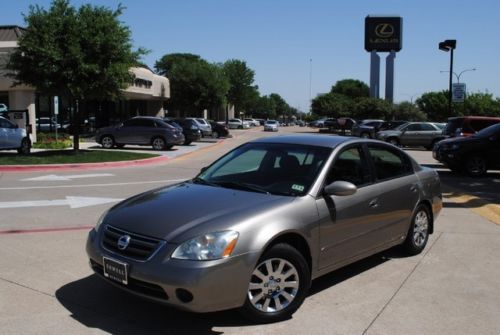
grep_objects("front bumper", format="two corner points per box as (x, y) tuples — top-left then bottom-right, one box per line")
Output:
(86, 228), (260, 313)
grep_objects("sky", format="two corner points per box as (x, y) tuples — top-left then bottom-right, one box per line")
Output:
(3, 0), (500, 113)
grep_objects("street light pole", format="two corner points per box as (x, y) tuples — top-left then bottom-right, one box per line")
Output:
(440, 68), (477, 84)
(439, 39), (457, 116)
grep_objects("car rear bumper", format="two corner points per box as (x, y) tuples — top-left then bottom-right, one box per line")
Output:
(86, 228), (260, 313)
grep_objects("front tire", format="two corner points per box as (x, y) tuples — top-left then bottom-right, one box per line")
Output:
(18, 138), (31, 154)
(240, 244), (310, 323)
(403, 204), (430, 255)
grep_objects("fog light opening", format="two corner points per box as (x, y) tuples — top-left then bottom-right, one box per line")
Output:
(176, 288), (194, 303)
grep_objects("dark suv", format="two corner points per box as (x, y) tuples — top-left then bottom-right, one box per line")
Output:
(433, 123), (500, 176)
(95, 116), (184, 150)
(169, 118), (202, 145)
(442, 116), (500, 138)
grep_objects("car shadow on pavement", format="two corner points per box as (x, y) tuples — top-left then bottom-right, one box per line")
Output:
(56, 250), (404, 334)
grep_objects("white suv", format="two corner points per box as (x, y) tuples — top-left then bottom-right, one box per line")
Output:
(0, 116), (31, 154)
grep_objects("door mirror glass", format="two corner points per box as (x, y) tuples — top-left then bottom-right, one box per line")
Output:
(324, 181), (357, 196)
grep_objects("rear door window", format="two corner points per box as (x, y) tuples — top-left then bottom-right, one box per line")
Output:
(367, 145), (413, 181)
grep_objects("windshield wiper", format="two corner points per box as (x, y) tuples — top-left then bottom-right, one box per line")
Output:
(216, 181), (270, 195)
(191, 177), (220, 188)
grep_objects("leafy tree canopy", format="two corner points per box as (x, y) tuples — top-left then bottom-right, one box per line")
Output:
(222, 59), (257, 113)
(330, 79), (370, 99)
(7, 0), (145, 150)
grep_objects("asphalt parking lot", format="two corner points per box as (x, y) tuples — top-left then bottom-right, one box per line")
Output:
(1, 126), (499, 334)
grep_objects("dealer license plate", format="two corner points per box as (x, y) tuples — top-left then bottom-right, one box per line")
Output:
(103, 257), (128, 285)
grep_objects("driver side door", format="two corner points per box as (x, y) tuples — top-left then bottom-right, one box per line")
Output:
(316, 144), (383, 270)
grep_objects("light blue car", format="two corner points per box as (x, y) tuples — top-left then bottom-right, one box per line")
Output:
(0, 116), (31, 154)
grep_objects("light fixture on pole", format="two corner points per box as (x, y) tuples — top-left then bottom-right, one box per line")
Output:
(438, 39), (456, 116)
(440, 68), (476, 84)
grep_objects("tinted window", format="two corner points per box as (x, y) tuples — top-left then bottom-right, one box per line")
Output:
(0, 118), (13, 128)
(470, 119), (500, 132)
(122, 119), (141, 127)
(443, 118), (463, 135)
(368, 145), (413, 180)
(326, 146), (371, 187)
(406, 124), (422, 131)
(420, 123), (437, 131)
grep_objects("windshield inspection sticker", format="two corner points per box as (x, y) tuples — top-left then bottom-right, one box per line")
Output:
(292, 184), (305, 192)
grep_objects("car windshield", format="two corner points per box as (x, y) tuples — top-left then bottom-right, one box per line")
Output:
(394, 122), (409, 131)
(195, 142), (331, 196)
(266, 121), (277, 124)
(473, 123), (500, 138)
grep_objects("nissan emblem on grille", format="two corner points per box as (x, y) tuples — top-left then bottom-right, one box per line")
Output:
(117, 235), (131, 250)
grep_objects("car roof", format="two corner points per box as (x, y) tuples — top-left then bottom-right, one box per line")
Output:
(251, 134), (361, 148)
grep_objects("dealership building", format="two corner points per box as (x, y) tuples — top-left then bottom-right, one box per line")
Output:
(0, 25), (170, 142)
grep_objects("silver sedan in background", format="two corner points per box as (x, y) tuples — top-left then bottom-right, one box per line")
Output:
(264, 120), (279, 131)
(86, 135), (442, 323)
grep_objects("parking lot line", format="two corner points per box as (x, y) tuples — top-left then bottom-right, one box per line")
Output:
(442, 185), (500, 225)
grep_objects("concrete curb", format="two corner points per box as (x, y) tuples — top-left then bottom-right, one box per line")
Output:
(0, 155), (169, 173)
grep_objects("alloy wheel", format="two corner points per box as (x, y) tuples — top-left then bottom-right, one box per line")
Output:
(152, 137), (165, 150)
(413, 210), (429, 247)
(248, 258), (299, 313)
(466, 156), (487, 176)
(101, 136), (114, 149)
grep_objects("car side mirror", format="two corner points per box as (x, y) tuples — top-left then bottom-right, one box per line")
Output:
(324, 181), (357, 196)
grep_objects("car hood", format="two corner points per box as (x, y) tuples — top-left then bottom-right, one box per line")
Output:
(103, 182), (295, 243)
(437, 136), (481, 146)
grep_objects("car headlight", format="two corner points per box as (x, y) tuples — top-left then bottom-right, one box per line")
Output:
(95, 209), (109, 232)
(172, 231), (239, 260)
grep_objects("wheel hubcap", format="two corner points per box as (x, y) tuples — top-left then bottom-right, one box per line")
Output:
(153, 139), (164, 150)
(467, 157), (486, 174)
(248, 258), (299, 313)
(102, 137), (112, 148)
(413, 210), (429, 247)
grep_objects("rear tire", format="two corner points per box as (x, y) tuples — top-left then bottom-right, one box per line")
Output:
(240, 244), (310, 323)
(151, 137), (166, 151)
(183, 140), (192, 146)
(101, 135), (114, 149)
(402, 204), (430, 255)
(465, 155), (487, 177)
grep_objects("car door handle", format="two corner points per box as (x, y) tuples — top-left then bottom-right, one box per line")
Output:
(369, 199), (379, 208)
(410, 185), (418, 192)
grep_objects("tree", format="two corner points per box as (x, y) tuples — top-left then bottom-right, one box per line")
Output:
(222, 59), (257, 115)
(354, 97), (393, 120)
(391, 102), (427, 121)
(269, 93), (289, 121)
(8, 0), (144, 151)
(155, 54), (228, 116)
(330, 79), (370, 99)
(311, 93), (353, 117)
(416, 91), (449, 121)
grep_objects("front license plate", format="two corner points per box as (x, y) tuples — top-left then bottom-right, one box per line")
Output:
(103, 257), (128, 285)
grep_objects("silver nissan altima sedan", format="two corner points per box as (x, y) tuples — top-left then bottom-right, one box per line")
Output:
(86, 135), (442, 323)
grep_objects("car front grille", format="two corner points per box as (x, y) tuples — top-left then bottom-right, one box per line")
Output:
(102, 225), (165, 261)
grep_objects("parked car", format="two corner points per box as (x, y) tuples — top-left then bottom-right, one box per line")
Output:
(0, 116), (31, 154)
(378, 120), (409, 132)
(227, 118), (250, 129)
(0, 103), (8, 112)
(376, 122), (444, 150)
(351, 119), (385, 138)
(165, 118), (201, 145)
(442, 116), (500, 138)
(87, 134), (441, 323)
(186, 118), (212, 137)
(263, 119), (279, 131)
(433, 123), (500, 176)
(37, 117), (62, 132)
(95, 116), (184, 150)
(244, 118), (260, 127)
(323, 118), (339, 132)
(209, 121), (230, 138)
(309, 118), (327, 128)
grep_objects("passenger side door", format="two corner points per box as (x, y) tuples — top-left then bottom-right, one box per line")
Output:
(117, 119), (142, 144)
(366, 144), (420, 242)
(317, 144), (382, 269)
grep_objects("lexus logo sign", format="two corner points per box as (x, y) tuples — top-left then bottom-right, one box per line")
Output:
(365, 16), (402, 52)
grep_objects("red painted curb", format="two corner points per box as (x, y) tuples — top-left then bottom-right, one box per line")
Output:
(0, 155), (169, 173)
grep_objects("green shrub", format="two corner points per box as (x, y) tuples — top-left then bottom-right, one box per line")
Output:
(34, 132), (72, 149)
